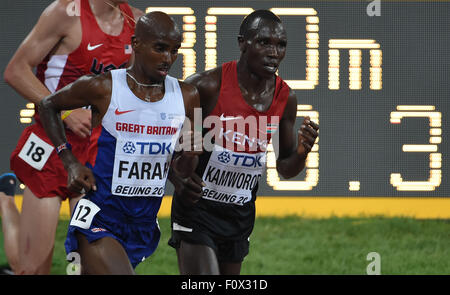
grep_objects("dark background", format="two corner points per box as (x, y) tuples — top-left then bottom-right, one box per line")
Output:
(0, 0), (448, 197)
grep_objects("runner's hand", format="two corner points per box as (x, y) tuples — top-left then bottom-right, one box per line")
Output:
(297, 116), (319, 155)
(169, 168), (204, 204)
(66, 161), (96, 195)
(63, 108), (92, 138)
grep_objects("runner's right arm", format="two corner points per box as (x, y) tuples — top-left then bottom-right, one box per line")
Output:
(4, 0), (76, 104)
(3, 0), (93, 138)
(38, 73), (111, 193)
(167, 70), (221, 203)
(169, 82), (205, 203)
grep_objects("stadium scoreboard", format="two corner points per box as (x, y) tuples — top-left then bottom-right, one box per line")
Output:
(9, 1), (450, 197)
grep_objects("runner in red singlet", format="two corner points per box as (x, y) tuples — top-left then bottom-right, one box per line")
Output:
(168, 10), (319, 275)
(3, 0), (143, 274)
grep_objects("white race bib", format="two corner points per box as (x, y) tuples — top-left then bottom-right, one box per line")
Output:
(18, 132), (54, 171)
(70, 199), (101, 229)
(201, 145), (266, 205)
(111, 138), (173, 197)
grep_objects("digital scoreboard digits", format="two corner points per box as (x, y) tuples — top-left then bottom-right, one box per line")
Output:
(17, 1), (448, 196)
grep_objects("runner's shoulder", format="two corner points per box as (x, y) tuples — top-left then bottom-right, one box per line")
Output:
(39, 1), (79, 33)
(130, 6), (145, 20)
(184, 66), (222, 94)
(72, 72), (113, 98)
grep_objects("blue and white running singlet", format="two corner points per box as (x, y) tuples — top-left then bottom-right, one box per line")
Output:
(65, 69), (185, 268)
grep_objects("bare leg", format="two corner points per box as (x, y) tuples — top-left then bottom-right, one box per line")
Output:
(219, 262), (242, 275)
(0, 192), (20, 272)
(69, 195), (82, 217)
(75, 232), (135, 275)
(16, 187), (61, 275)
(0, 173), (20, 272)
(176, 240), (220, 275)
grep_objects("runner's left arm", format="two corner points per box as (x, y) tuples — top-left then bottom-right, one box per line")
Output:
(275, 89), (319, 179)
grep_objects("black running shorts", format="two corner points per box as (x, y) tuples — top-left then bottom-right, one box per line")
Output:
(168, 224), (250, 263)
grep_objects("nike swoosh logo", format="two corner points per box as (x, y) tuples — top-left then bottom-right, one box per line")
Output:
(219, 114), (243, 121)
(115, 108), (135, 115)
(87, 43), (103, 51)
(173, 222), (193, 233)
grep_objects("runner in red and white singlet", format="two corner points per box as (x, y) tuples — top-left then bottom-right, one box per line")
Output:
(3, 0), (143, 274)
(12, 0), (137, 200)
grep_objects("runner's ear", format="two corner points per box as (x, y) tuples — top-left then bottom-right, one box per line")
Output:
(131, 35), (139, 51)
(237, 34), (247, 53)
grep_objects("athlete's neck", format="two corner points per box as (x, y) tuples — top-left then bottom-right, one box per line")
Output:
(127, 66), (164, 87)
(89, 0), (122, 18)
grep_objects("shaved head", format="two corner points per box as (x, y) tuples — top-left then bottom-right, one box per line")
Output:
(130, 11), (182, 83)
(239, 10), (282, 40)
(135, 11), (181, 42)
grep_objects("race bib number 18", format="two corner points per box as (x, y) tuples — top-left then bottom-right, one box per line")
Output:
(18, 132), (54, 171)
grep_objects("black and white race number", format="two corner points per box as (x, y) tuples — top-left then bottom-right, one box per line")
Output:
(70, 199), (100, 229)
(18, 132), (54, 171)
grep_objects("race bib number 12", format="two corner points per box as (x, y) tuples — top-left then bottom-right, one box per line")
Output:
(70, 199), (101, 229)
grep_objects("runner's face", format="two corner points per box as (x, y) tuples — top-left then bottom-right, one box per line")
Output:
(139, 35), (181, 82)
(244, 21), (287, 78)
